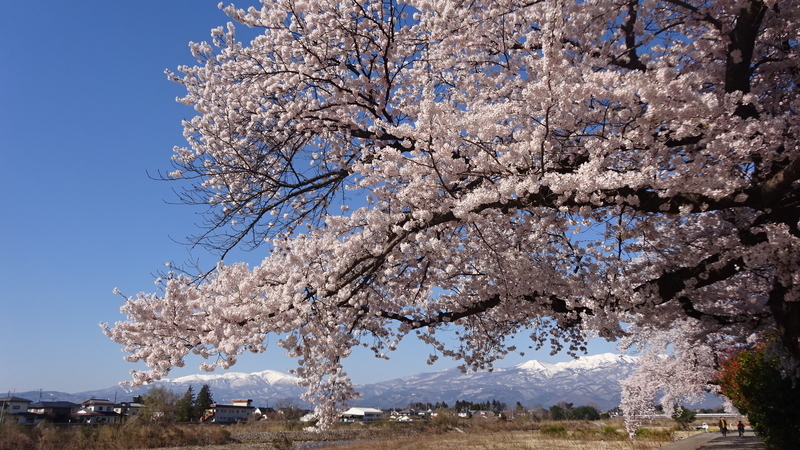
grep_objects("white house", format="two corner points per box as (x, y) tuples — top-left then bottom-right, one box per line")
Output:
(113, 402), (145, 417)
(341, 407), (383, 423)
(75, 398), (122, 424)
(202, 399), (256, 423)
(0, 396), (33, 423)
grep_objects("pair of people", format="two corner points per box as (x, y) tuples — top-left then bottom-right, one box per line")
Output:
(719, 418), (746, 437)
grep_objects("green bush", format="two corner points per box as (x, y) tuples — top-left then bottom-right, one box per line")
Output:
(602, 425), (622, 437)
(717, 339), (800, 450)
(540, 424), (567, 436)
(634, 427), (673, 440)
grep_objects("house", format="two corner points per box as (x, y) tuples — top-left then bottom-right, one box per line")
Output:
(114, 401), (145, 417)
(252, 406), (275, 420)
(0, 396), (33, 423)
(389, 409), (415, 422)
(27, 401), (79, 423)
(202, 399), (256, 423)
(340, 407), (383, 423)
(113, 402), (145, 418)
(74, 398), (122, 424)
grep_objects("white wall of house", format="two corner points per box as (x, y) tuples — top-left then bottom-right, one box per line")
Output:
(0, 397), (32, 423)
(206, 404), (255, 423)
(341, 407), (383, 423)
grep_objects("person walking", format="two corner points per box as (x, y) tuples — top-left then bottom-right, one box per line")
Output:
(719, 418), (728, 437)
(737, 421), (745, 437)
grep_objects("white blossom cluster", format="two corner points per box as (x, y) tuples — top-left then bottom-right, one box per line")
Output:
(103, 0), (799, 429)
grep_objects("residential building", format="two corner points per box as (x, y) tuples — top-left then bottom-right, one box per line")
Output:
(340, 407), (383, 423)
(27, 401), (79, 423)
(0, 396), (32, 423)
(113, 402), (145, 417)
(202, 399), (255, 423)
(75, 398), (122, 424)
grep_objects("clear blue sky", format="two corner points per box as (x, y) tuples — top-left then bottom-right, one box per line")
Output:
(0, 0), (618, 395)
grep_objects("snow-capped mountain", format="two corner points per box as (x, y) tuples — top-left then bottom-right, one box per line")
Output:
(15, 353), (719, 410)
(14, 370), (306, 406)
(355, 353), (639, 410)
(85, 369), (306, 406)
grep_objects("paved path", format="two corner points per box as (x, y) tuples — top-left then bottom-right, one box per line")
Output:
(659, 432), (766, 450)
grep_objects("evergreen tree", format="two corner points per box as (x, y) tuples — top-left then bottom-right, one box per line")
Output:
(572, 405), (600, 420)
(176, 386), (195, 422)
(193, 384), (214, 421)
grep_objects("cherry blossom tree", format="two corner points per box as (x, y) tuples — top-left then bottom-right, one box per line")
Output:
(103, 0), (800, 428)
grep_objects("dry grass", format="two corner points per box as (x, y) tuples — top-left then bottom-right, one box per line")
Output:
(0, 421), (232, 450)
(309, 430), (671, 450)
(272, 417), (675, 450)
(0, 416), (682, 450)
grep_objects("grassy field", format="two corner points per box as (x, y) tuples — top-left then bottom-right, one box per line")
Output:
(0, 416), (682, 450)
(306, 431), (672, 450)
(230, 416), (678, 450)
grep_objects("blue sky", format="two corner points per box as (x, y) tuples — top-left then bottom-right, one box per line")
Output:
(0, 0), (618, 395)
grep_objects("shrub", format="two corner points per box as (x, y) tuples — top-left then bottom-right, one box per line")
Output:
(634, 427), (673, 440)
(716, 339), (800, 450)
(0, 423), (34, 450)
(540, 424), (567, 436)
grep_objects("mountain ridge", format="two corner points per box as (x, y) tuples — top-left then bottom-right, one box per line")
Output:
(7, 353), (670, 410)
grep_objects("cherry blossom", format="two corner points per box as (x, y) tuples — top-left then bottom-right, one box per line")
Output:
(103, 0), (799, 428)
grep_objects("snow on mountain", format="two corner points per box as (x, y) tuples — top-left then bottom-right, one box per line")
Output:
(514, 353), (637, 375)
(354, 353), (641, 410)
(166, 369), (299, 387)
(31, 369), (309, 407)
(12, 353), (720, 411)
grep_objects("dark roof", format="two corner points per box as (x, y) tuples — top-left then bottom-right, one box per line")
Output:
(209, 404), (255, 409)
(0, 396), (32, 403)
(81, 398), (115, 405)
(76, 410), (121, 417)
(29, 401), (79, 408)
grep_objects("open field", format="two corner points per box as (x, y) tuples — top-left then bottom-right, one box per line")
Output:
(1, 417), (682, 450)
(303, 431), (672, 450)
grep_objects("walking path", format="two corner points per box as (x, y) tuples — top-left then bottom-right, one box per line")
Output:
(659, 431), (766, 450)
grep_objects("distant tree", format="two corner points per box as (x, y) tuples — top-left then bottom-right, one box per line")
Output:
(176, 386), (195, 422)
(132, 395), (145, 404)
(549, 405), (566, 421)
(408, 401), (433, 411)
(275, 397), (304, 421)
(529, 404), (549, 422)
(697, 406), (725, 414)
(550, 402), (574, 421)
(671, 406), (696, 430)
(490, 399), (507, 413)
(141, 386), (179, 423)
(716, 340), (800, 450)
(572, 405), (600, 421)
(193, 384), (214, 421)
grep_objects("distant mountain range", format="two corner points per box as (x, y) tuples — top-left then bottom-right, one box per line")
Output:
(9, 353), (721, 411)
